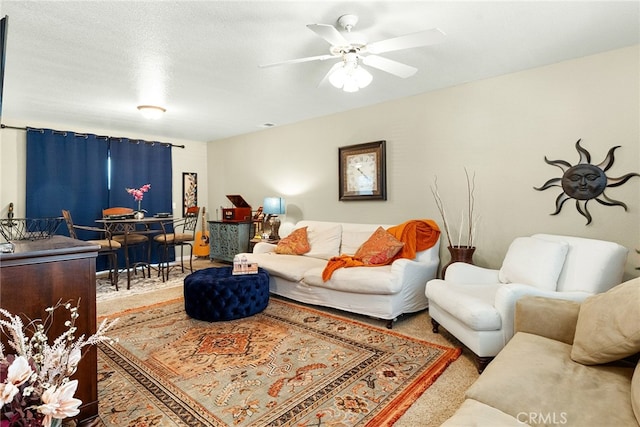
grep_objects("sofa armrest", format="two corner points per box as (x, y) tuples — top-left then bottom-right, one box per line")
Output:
(514, 296), (581, 345)
(253, 242), (277, 254)
(392, 256), (438, 283)
(444, 263), (500, 284)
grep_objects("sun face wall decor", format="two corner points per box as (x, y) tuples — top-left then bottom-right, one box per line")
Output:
(534, 139), (639, 225)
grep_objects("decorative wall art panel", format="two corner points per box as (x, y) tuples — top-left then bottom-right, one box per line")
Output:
(534, 139), (639, 225)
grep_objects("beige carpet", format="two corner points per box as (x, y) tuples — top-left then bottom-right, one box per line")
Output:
(96, 258), (478, 426)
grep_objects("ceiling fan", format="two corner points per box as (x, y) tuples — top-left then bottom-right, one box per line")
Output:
(260, 14), (446, 92)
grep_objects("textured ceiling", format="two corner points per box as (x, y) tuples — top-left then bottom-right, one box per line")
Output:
(1, 1), (638, 142)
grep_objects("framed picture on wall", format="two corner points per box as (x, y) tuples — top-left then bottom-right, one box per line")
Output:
(339, 140), (387, 201)
(182, 172), (197, 216)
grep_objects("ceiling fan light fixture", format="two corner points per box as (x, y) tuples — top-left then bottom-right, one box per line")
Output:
(329, 62), (372, 92)
(262, 16), (446, 92)
(329, 66), (348, 88)
(137, 105), (166, 119)
(342, 79), (360, 93)
(353, 66), (373, 88)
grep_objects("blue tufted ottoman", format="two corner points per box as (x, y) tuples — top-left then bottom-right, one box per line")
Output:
(183, 267), (270, 322)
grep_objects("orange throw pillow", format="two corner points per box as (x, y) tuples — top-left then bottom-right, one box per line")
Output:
(275, 227), (310, 255)
(354, 227), (405, 265)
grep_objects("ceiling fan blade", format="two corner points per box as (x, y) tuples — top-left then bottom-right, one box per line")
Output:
(306, 23), (349, 47)
(367, 28), (446, 54)
(362, 55), (417, 78)
(259, 54), (335, 68)
(317, 62), (343, 87)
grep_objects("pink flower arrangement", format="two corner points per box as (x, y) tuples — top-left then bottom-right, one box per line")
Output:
(0, 301), (117, 427)
(125, 183), (151, 202)
(126, 184), (151, 212)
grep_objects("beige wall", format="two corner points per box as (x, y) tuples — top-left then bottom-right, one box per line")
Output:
(208, 45), (640, 278)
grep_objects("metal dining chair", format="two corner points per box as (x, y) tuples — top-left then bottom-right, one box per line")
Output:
(62, 209), (121, 290)
(102, 207), (151, 286)
(154, 206), (200, 281)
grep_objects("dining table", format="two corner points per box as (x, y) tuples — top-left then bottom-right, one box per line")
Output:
(96, 215), (173, 289)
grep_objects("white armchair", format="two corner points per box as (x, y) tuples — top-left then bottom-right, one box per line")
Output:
(425, 233), (628, 372)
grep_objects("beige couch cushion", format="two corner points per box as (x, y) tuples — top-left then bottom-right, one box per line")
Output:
(441, 399), (528, 427)
(466, 332), (637, 426)
(571, 278), (640, 365)
(515, 296), (581, 345)
(633, 362), (640, 423)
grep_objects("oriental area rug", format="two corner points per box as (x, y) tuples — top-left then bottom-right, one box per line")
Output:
(97, 297), (461, 426)
(96, 270), (190, 301)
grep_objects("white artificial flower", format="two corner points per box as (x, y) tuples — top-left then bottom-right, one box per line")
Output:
(37, 380), (81, 427)
(0, 357), (33, 404)
(7, 356), (34, 386)
(0, 382), (20, 405)
(66, 348), (82, 375)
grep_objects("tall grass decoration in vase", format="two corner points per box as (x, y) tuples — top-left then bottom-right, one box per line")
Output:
(431, 169), (479, 278)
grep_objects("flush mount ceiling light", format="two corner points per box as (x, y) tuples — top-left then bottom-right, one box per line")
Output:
(137, 105), (166, 119)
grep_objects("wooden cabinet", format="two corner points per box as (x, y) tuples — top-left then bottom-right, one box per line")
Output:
(208, 220), (251, 262)
(0, 236), (100, 424)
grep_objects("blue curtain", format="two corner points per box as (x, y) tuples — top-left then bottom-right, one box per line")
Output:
(26, 129), (174, 269)
(109, 138), (173, 264)
(108, 138), (172, 213)
(26, 128), (109, 237)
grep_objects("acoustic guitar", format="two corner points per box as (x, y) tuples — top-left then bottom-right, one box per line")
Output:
(193, 207), (210, 258)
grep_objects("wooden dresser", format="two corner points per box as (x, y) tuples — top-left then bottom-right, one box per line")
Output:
(208, 220), (251, 262)
(0, 236), (100, 424)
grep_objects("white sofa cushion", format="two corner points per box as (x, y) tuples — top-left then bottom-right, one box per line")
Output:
(244, 252), (326, 282)
(303, 265), (400, 295)
(533, 234), (628, 293)
(295, 221), (342, 260)
(498, 237), (569, 291)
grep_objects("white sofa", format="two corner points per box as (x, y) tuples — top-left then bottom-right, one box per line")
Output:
(240, 220), (440, 328)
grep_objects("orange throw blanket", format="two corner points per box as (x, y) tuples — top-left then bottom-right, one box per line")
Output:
(322, 219), (440, 281)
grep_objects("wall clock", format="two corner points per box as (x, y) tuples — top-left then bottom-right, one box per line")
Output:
(339, 141), (386, 201)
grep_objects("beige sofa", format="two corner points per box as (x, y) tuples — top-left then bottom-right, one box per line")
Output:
(442, 278), (640, 426)
(241, 220), (440, 328)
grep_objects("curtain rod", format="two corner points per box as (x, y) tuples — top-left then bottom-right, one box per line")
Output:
(0, 124), (186, 149)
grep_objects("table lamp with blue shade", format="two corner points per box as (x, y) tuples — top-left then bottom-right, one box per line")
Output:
(263, 197), (285, 240)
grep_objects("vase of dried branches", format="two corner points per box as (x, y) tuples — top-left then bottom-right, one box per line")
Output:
(441, 245), (476, 279)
